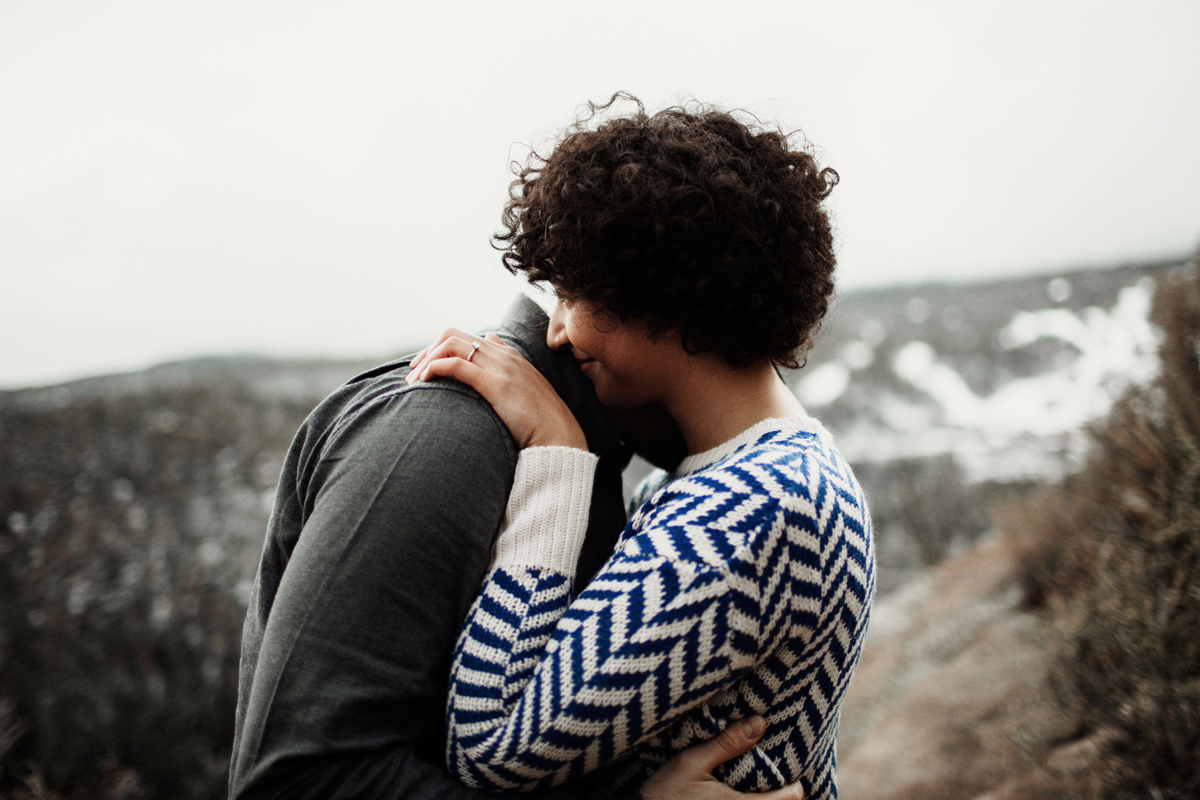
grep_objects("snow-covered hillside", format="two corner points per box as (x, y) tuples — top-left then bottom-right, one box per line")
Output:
(793, 261), (1175, 484)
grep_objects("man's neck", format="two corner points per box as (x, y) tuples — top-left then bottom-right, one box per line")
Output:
(604, 402), (687, 472)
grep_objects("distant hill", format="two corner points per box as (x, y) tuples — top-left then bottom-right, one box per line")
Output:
(0, 353), (393, 414)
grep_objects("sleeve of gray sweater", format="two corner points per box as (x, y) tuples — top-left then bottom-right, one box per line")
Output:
(229, 379), (600, 799)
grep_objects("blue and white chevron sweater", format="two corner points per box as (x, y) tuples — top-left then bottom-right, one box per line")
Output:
(446, 417), (875, 798)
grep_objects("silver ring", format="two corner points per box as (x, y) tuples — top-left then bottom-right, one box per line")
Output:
(466, 341), (481, 363)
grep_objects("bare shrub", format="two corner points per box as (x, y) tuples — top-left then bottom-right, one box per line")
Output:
(1001, 260), (1200, 798)
(0, 383), (312, 799)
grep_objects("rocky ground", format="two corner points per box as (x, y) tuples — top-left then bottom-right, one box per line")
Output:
(836, 536), (1107, 800)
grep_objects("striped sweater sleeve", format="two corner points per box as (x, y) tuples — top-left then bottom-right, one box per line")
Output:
(444, 450), (763, 792)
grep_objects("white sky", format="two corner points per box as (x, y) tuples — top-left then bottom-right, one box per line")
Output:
(2, 0), (1198, 389)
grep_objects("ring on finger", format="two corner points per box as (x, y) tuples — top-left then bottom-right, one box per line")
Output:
(466, 341), (481, 363)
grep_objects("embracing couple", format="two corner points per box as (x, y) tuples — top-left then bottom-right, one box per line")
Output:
(228, 95), (875, 800)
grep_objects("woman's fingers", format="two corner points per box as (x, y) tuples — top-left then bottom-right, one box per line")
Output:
(407, 329), (521, 384)
(406, 336), (483, 384)
(408, 352), (489, 393)
(409, 327), (482, 373)
(403, 325), (587, 451)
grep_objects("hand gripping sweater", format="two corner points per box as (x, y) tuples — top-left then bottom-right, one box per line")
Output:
(446, 417), (876, 798)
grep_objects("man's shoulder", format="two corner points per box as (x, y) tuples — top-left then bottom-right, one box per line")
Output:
(307, 357), (503, 441)
(289, 358), (517, 490)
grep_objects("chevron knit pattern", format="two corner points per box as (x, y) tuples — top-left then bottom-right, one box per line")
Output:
(446, 418), (875, 799)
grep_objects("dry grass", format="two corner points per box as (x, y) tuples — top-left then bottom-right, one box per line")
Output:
(0, 384), (313, 799)
(1000, 258), (1200, 799)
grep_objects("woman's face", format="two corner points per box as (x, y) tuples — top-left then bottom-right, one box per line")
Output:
(545, 294), (675, 410)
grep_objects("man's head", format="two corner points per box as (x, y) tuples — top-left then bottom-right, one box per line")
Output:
(497, 93), (839, 370)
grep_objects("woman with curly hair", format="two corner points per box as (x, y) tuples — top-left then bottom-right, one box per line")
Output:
(408, 95), (875, 800)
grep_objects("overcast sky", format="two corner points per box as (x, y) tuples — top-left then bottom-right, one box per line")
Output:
(2, 0), (1198, 389)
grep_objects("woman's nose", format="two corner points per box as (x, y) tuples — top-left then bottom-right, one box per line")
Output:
(546, 300), (569, 350)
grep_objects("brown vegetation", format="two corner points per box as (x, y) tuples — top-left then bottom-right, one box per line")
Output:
(1001, 258), (1200, 798)
(0, 383), (314, 799)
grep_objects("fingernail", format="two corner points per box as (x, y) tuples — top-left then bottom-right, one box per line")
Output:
(740, 716), (764, 739)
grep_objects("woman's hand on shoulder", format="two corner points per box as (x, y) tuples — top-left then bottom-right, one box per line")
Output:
(406, 328), (588, 452)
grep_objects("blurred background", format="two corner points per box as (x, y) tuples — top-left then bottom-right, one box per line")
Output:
(2, 2), (1198, 798)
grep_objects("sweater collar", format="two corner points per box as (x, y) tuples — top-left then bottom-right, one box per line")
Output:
(675, 415), (826, 476)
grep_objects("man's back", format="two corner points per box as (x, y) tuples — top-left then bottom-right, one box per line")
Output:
(229, 297), (629, 799)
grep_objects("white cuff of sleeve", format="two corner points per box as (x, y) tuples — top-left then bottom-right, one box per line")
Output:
(491, 446), (598, 575)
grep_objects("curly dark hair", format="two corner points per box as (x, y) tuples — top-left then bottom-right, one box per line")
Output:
(496, 93), (839, 369)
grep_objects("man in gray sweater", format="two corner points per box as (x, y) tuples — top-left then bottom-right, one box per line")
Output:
(228, 296), (772, 799)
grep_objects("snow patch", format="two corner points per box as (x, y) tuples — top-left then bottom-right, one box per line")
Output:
(833, 281), (1161, 482)
(797, 361), (851, 407)
(860, 319), (887, 347)
(842, 340), (875, 370)
(905, 297), (930, 324)
(1047, 277), (1072, 303)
